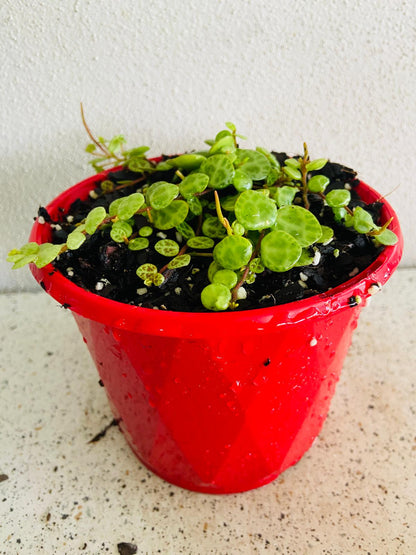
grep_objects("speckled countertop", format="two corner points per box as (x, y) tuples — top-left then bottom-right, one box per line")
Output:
(1, 269), (415, 555)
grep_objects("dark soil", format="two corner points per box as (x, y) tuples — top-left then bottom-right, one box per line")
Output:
(47, 155), (382, 312)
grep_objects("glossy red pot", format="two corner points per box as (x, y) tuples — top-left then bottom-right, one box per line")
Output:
(29, 172), (403, 493)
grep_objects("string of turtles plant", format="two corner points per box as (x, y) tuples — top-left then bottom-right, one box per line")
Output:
(8, 118), (398, 311)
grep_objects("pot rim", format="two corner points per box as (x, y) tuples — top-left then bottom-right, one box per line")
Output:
(29, 169), (403, 337)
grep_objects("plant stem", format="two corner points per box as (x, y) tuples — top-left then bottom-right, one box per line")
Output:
(230, 230), (264, 303)
(214, 191), (233, 235)
(158, 244), (189, 275)
(301, 142), (310, 210)
(81, 103), (110, 157)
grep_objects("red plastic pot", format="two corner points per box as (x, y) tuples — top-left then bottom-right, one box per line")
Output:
(29, 172), (403, 493)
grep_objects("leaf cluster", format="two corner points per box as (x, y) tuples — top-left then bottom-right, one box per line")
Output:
(8, 122), (398, 312)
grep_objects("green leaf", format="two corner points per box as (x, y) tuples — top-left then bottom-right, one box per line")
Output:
(201, 283), (231, 311)
(12, 254), (38, 269)
(187, 236), (215, 249)
(373, 228), (398, 245)
(116, 192), (145, 220)
(293, 248), (314, 267)
(249, 257), (265, 273)
(332, 206), (347, 222)
(8, 244), (40, 268)
(176, 221), (195, 240)
(167, 254), (191, 269)
(188, 196), (203, 215)
(202, 216), (227, 239)
(66, 230), (86, 250)
(110, 221), (133, 242)
(283, 165), (302, 180)
(221, 194), (239, 212)
(234, 189), (277, 231)
(85, 206), (107, 234)
(317, 225), (334, 244)
(351, 206), (376, 233)
(154, 239), (180, 257)
(155, 160), (174, 171)
(167, 154), (206, 171)
(136, 263), (157, 280)
(234, 149), (271, 180)
(284, 158), (301, 169)
(213, 235), (253, 270)
(266, 169), (280, 187)
(100, 180), (114, 193)
(256, 147), (280, 169)
(233, 169), (252, 192)
(21, 242), (40, 256)
(147, 181), (179, 210)
(325, 189), (351, 208)
(139, 225), (153, 237)
(179, 173), (209, 199)
(274, 205), (322, 247)
(212, 269), (238, 289)
(108, 135), (126, 153)
(260, 230), (302, 272)
(152, 273), (165, 286)
(200, 154), (235, 189)
(208, 260), (222, 282)
(125, 146), (150, 157)
(275, 186), (297, 207)
(7, 248), (26, 263)
(85, 143), (96, 153)
(127, 158), (154, 173)
(308, 174), (329, 193)
(109, 198), (123, 217)
(35, 243), (63, 268)
(215, 130), (232, 141)
(128, 237), (149, 251)
(152, 200), (189, 230)
(225, 122), (236, 133)
(306, 158), (327, 172)
(231, 220), (245, 236)
(209, 135), (236, 155)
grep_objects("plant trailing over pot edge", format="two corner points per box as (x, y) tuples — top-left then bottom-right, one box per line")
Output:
(8, 117), (399, 312)
(6, 114), (403, 493)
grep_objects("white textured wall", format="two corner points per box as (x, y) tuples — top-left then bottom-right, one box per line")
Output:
(1, 0), (415, 291)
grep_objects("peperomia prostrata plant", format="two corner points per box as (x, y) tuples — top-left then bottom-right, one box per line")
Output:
(8, 118), (398, 312)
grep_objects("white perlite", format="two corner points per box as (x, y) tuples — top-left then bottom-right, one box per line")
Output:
(95, 279), (110, 291)
(236, 287), (247, 300)
(312, 250), (321, 266)
(137, 287), (148, 296)
(368, 283), (382, 295)
(310, 337), (318, 347)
